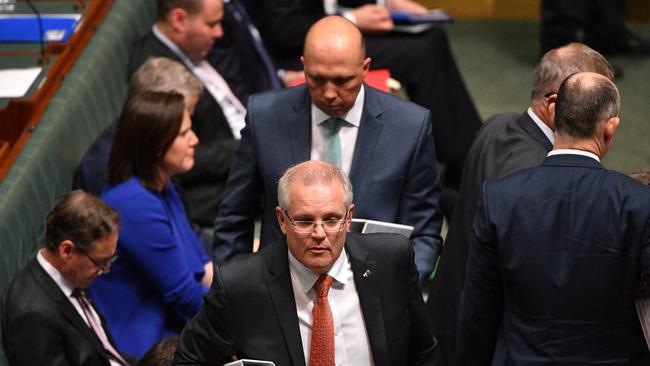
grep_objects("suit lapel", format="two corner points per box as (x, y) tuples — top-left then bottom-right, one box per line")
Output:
(28, 260), (108, 359)
(518, 111), (553, 152)
(264, 241), (306, 366)
(345, 237), (391, 365)
(349, 86), (383, 189)
(285, 86), (312, 164)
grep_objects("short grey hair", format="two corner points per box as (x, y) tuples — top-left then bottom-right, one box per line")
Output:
(277, 161), (353, 211)
(129, 57), (203, 104)
(531, 43), (614, 102)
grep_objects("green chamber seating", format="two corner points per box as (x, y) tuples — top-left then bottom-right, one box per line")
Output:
(0, 1), (157, 364)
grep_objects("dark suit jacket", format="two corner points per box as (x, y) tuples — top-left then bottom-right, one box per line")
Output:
(1, 258), (129, 366)
(427, 111), (552, 365)
(208, 0), (281, 104)
(239, 0), (482, 163)
(212, 84), (443, 282)
(175, 232), (436, 365)
(457, 154), (650, 365)
(129, 30), (237, 228)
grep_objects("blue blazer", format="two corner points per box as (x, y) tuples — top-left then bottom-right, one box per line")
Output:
(457, 154), (650, 365)
(213, 84), (443, 281)
(90, 177), (210, 357)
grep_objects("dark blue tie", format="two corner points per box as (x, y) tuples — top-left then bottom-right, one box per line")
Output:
(226, 0), (282, 89)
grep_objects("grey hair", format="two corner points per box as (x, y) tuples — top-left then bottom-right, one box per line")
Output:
(277, 161), (353, 211)
(129, 57), (203, 104)
(531, 43), (614, 102)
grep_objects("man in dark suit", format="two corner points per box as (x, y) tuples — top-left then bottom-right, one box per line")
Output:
(128, 0), (239, 229)
(457, 72), (650, 364)
(240, 0), (481, 190)
(212, 16), (443, 284)
(176, 160), (436, 365)
(427, 43), (614, 365)
(2, 190), (133, 366)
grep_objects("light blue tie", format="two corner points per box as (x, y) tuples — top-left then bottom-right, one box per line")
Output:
(322, 117), (345, 167)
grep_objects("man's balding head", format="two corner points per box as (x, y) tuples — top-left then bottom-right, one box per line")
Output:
(304, 16), (366, 64)
(531, 43), (614, 103)
(301, 16), (370, 117)
(554, 72), (620, 140)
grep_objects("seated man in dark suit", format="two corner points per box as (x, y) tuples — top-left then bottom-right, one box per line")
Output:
(207, 0), (304, 103)
(73, 57), (203, 197)
(240, 0), (482, 189)
(427, 42), (614, 365)
(2, 190), (133, 366)
(213, 16), (443, 285)
(175, 160), (436, 365)
(129, 0), (241, 229)
(457, 72), (650, 364)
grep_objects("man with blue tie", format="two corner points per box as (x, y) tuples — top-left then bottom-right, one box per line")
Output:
(457, 72), (650, 364)
(212, 15), (443, 285)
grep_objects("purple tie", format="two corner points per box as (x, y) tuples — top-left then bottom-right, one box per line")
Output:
(73, 289), (129, 365)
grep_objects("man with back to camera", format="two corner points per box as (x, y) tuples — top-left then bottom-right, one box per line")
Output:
(175, 160), (436, 365)
(457, 72), (650, 364)
(2, 190), (133, 366)
(427, 43), (615, 365)
(212, 15), (443, 286)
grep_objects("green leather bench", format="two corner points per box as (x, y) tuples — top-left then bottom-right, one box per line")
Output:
(0, 1), (157, 364)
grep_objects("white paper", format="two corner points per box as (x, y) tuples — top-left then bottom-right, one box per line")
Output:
(0, 67), (42, 98)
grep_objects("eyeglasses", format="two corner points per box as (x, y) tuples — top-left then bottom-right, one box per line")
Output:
(75, 247), (118, 275)
(283, 210), (349, 234)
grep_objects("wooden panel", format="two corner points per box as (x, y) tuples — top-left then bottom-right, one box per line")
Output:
(0, 0), (114, 179)
(419, 0), (495, 19)
(628, 0), (650, 22)
(495, 0), (539, 20)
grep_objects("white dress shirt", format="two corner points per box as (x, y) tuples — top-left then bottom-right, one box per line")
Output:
(37, 251), (122, 366)
(527, 107), (555, 145)
(152, 25), (246, 139)
(289, 249), (374, 366)
(547, 148), (600, 162)
(310, 86), (365, 175)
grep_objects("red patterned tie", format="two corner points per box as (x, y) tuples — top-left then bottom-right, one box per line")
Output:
(309, 274), (335, 366)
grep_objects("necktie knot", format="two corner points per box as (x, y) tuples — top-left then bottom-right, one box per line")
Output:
(72, 288), (86, 299)
(325, 117), (345, 135)
(314, 274), (334, 298)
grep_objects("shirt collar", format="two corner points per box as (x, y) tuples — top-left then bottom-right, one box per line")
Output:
(152, 24), (197, 66)
(527, 107), (555, 145)
(288, 245), (350, 294)
(37, 249), (75, 298)
(547, 148), (600, 162)
(312, 84), (365, 127)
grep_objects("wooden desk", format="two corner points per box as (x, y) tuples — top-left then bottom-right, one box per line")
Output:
(0, 0), (113, 180)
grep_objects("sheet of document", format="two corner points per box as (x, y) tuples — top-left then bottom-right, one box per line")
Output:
(0, 67), (42, 98)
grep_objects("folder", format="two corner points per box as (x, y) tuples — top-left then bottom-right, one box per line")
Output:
(0, 14), (81, 43)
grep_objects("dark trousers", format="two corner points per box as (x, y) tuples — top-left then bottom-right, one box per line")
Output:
(541, 0), (629, 54)
(366, 28), (481, 167)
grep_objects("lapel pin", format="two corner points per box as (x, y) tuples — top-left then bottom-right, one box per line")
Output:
(362, 269), (371, 278)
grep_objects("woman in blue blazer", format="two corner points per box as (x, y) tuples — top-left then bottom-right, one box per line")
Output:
(89, 91), (211, 357)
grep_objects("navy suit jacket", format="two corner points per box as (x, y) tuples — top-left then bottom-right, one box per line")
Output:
(175, 232), (436, 365)
(212, 84), (443, 281)
(428, 111), (552, 365)
(457, 154), (650, 365)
